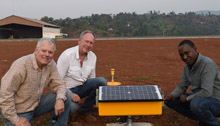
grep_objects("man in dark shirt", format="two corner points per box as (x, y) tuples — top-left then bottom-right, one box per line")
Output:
(165, 40), (220, 126)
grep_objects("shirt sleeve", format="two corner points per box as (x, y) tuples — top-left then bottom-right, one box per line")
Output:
(88, 56), (96, 79)
(171, 67), (189, 99)
(57, 52), (70, 79)
(49, 61), (67, 100)
(187, 62), (217, 101)
(0, 61), (25, 124)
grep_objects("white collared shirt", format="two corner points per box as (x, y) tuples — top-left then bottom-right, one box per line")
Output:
(57, 45), (96, 89)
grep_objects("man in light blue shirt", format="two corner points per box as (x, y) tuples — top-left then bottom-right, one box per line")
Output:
(57, 30), (107, 122)
(165, 40), (220, 126)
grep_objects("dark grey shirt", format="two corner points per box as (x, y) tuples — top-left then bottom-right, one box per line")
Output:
(171, 53), (220, 101)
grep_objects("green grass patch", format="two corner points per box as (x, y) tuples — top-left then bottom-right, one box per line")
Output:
(132, 76), (138, 80)
(152, 74), (159, 77)
(132, 76), (150, 80)
(140, 76), (150, 80)
(131, 74), (160, 80)
(103, 76), (111, 78)
(162, 105), (169, 110)
(103, 76), (119, 79)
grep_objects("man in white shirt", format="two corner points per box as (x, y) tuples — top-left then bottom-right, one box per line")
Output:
(57, 30), (107, 122)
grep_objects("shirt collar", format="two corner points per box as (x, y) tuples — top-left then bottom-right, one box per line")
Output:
(189, 53), (202, 71)
(76, 45), (89, 60)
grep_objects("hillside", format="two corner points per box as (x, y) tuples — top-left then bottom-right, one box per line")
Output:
(41, 11), (220, 38)
(195, 10), (220, 15)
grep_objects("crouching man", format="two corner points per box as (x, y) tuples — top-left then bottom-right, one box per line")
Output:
(0, 37), (71, 126)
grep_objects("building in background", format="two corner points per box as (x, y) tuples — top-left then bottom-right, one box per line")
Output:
(0, 15), (67, 39)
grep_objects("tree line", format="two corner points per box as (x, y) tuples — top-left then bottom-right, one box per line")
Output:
(41, 11), (220, 38)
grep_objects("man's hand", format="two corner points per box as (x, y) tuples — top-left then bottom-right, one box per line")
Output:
(55, 99), (65, 116)
(71, 92), (81, 102)
(180, 94), (187, 103)
(164, 94), (174, 103)
(15, 117), (31, 126)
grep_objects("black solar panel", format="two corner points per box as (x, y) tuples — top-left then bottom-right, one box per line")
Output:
(99, 85), (163, 102)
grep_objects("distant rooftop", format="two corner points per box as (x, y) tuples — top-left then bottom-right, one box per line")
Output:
(0, 15), (59, 28)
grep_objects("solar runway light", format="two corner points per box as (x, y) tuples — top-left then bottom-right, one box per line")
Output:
(111, 68), (115, 83)
(99, 85), (162, 126)
(107, 68), (121, 86)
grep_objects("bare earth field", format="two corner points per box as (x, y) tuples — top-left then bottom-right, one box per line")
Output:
(0, 37), (220, 126)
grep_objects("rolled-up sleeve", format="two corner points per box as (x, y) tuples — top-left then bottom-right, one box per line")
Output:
(49, 61), (67, 100)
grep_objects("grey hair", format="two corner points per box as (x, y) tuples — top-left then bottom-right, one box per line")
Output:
(79, 30), (96, 41)
(36, 37), (56, 51)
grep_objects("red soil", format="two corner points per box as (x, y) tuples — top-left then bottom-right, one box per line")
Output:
(1, 37), (220, 126)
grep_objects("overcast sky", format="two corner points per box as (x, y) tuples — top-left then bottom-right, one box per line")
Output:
(1, 0), (220, 20)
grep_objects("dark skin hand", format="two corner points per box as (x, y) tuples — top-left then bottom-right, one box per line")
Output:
(164, 94), (174, 103)
(180, 94), (188, 103)
(165, 94), (188, 103)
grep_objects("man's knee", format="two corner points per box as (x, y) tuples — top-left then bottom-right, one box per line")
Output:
(165, 98), (182, 110)
(67, 91), (79, 115)
(97, 77), (107, 86)
(165, 100), (174, 108)
(190, 98), (204, 113)
(65, 92), (72, 105)
(69, 102), (79, 115)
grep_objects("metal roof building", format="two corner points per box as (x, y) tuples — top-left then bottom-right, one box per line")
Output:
(0, 15), (66, 39)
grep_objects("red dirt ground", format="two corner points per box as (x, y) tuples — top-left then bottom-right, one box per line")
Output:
(0, 37), (220, 126)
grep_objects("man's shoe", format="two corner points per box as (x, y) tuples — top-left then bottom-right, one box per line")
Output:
(78, 113), (97, 122)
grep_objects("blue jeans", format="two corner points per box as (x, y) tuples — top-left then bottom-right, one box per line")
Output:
(165, 94), (220, 126)
(69, 77), (107, 115)
(1, 92), (71, 126)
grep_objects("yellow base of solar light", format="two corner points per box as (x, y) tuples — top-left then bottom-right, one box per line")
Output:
(107, 82), (121, 86)
(99, 101), (162, 116)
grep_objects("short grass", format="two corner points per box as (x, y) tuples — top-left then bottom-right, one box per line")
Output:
(152, 74), (159, 77)
(132, 74), (159, 80)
